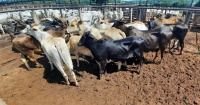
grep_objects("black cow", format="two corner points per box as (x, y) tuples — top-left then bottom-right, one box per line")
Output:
(148, 19), (188, 55)
(112, 20), (173, 63)
(77, 31), (145, 79)
(171, 24), (188, 55)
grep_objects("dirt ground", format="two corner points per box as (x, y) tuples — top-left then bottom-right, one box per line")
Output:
(0, 32), (200, 105)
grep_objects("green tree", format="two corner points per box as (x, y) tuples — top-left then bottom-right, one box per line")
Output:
(91, 0), (108, 5)
(194, 0), (200, 7)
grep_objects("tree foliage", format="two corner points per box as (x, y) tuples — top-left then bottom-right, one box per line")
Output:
(194, 0), (200, 7)
(149, 0), (188, 7)
(91, 0), (108, 5)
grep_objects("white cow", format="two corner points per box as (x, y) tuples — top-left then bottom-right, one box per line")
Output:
(0, 13), (8, 34)
(23, 25), (79, 86)
(93, 17), (114, 30)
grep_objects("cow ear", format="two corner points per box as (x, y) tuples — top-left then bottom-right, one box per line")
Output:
(77, 20), (83, 25)
(120, 16), (124, 21)
(120, 21), (125, 25)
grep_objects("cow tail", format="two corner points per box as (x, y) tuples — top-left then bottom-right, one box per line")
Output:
(54, 38), (73, 69)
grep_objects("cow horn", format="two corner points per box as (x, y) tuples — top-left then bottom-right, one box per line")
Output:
(120, 16), (124, 21)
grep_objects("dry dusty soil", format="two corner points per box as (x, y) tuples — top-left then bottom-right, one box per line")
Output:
(0, 32), (200, 105)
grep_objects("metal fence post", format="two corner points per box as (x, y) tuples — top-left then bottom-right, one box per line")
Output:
(130, 8), (133, 23)
(184, 11), (192, 26)
(59, 9), (63, 18)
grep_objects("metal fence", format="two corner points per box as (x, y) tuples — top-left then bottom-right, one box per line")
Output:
(1, 4), (200, 24)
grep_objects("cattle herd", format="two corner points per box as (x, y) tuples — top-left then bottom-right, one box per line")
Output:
(0, 8), (190, 86)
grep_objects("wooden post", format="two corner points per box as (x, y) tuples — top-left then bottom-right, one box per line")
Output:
(130, 8), (133, 23)
(44, 9), (48, 18)
(138, 9), (142, 21)
(60, 9), (63, 18)
(140, 9), (147, 22)
(119, 8), (123, 19)
(103, 7), (106, 16)
(19, 11), (23, 20)
(78, 8), (82, 20)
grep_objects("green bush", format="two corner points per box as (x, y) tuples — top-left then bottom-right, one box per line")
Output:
(194, 1), (200, 7)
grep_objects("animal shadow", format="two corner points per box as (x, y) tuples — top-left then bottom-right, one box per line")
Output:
(72, 58), (99, 77)
(35, 56), (67, 85)
(72, 57), (129, 78)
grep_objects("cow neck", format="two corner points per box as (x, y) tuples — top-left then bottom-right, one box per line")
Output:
(121, 25), (128, 36)
(69, 24), (81, 35)
(119, 25), (126, 33)
(85, 35), (98, 55)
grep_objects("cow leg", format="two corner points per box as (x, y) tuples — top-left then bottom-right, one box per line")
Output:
(75, 52), (79, 67)
(171, 39), (180, 52)
(99, 60), (107, 80)
(27, 51), (43, 68)
(124, 61), (127, 66)
(117, 61), (122, 71)
(168, 40), (172, 54)
(0, 24), (5, 34)
(21, 54), (31, 70)
(179, 40), (184, 55)
(133, 48), (143, 74)
(49, 61), (54, 71)
(175, 40), (180, 51)
(41, 46), (54, 70)
(159, 46), (165, 63)
(55, 40), (79, 86)
(153, 49), (159, 61)
(171, 39), (176, 52)
(138, 49), (144, 74)
(94, 60), (102, 79)
(52, 58), (70, 85)
(69, 69), (79, 86)
(62, 60), (79, 86)
(12, 45), (31, 70)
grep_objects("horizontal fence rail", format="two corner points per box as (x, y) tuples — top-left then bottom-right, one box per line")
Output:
(1, 4), (200, 12)
(1, 4), (200, 25)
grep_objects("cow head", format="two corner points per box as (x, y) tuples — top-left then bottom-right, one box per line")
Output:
(66, 20), (83, 35)
(39, 18), (65, 32)
(5, 19), (27, 34)
(23, 25), (52, 42)
(112, 20), (125, 29)
(77, 31), (92, 47)
(148, 18), (158, 30)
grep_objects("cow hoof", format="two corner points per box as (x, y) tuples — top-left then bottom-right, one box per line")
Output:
(66, 82), (70, 85)
(75, 83), (79, 87)
(27, 68), (32, 71)
(36, 65), (43, 68)
(137, 70), (140, 74)
(98, 75), (102, 80)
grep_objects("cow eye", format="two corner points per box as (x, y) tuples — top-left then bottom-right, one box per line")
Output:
(71, 25), (74, 27)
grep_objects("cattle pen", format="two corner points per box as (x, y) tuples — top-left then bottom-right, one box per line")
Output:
(0, 3), (200, 105)
(0, 4), (200, 50)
